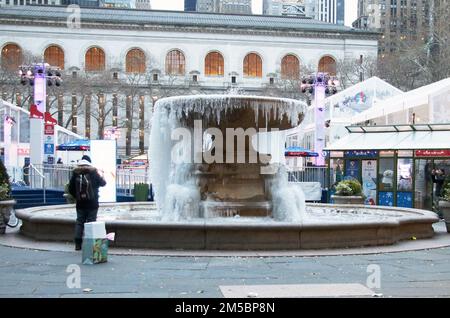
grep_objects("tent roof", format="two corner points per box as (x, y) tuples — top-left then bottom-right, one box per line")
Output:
(325, 76), (403, 119)
(326, 128), (450, 151)
(350, 77), (450, 124)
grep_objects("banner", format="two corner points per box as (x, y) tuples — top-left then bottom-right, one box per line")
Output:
(362, 160), (377, 205)
(345, 159), (360, 180)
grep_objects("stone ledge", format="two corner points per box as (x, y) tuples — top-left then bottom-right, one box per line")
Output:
(15, 202), (439, 250)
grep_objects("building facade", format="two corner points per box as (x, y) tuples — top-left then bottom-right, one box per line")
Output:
(0, 0), (60, 5)
(315, 0), (344, 25)
(61, 0), (100, 6)
(0, 6), (378, 156)
(184, 0), (197, 11)
(263, 0), (344, 25)
(197, 0), (251, 14)
(135, 0), (150, 9)
(263, 0), (315, 18)
(352, 0), (443, 54)
(101, 0), (133, 8)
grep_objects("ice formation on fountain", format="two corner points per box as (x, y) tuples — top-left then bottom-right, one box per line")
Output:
(149, 95), (307, 222)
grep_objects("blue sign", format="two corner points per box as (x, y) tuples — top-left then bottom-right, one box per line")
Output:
(344, 150), (378, 158)
(44, 143), (54, 155)
(345, 159), (360, 180)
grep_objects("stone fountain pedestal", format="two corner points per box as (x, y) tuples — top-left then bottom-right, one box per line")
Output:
(170, 96), (305, 219)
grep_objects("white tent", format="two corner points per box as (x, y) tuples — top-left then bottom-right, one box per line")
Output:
(326, 76), (403, 120)
(350, 77), (450, 125)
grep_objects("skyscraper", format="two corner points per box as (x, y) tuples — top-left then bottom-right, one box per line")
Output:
(61, 0), (101, 7)
(263, 0), (344, 25)
(184, 0), (197, 11)
(352, 0), (439, 54)
(197, 0), (252, 14)
(263, 0), (315, 18)
(315, 0), (345, 25)
(135, 0), (151, 9)
(336, 0), (344, 25)
(101, 0), (132, 8)
(0, 0), (62, 6)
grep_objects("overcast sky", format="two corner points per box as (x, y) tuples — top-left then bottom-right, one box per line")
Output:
(151, 0), (358, 27)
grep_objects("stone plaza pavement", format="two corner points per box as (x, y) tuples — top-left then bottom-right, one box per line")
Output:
(1, 246), (450, 298)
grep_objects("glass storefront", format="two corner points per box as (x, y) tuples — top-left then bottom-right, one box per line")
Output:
(327, 149), (450, 210)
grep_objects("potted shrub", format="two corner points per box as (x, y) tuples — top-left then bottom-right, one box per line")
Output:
(438, 178), (450, 233)
(331, 179), (365, 205)
(0, 160), (16, 234)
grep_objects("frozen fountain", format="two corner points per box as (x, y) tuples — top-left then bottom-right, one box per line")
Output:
(15, 95), (439, 250)
(149, 95), (306, 222)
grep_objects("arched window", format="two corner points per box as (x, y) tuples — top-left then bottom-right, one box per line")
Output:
(44, 45), (65, 69)
(204, 51), (224, 76)
(85, 47), (105, 72)
(243, 53), (262, 78)
(318, 56), (336, 76)
(281, 54), (300, 80)
(126, 48), (146, 73)
(1, 43), (22, 70)
(165, 49), (185, 76)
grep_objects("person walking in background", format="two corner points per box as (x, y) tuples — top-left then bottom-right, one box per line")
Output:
(68, 155), (106, 251)
(432, 168), (446, 218)
(432, 169), (446, 198)
(22, 159), (30, 186)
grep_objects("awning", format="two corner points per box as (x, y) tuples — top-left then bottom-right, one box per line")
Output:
(326, 130), (450, 151)
(285, 146), (318, 157)
(57, 139), (90, 151)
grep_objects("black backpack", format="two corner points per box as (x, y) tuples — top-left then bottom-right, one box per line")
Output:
(75, 173), (95, 201)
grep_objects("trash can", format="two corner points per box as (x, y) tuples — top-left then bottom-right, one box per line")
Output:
(133, 183), (149, 202)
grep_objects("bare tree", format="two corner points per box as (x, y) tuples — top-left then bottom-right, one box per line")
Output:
(0, 50), (41, 107)
(261, 63), (315, 100)
(336, 56), (378, 89)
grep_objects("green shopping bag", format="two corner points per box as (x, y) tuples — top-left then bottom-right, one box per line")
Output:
(82, 238), (109, 265)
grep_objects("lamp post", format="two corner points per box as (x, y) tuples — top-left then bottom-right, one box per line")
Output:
(300, 72), (339, 166)
(18, 63), (62, 165)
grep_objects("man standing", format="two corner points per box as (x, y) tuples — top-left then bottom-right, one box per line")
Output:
(68, 155), (106, 250)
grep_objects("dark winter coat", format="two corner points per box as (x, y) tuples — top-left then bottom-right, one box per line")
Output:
(68, 165), (106, 209)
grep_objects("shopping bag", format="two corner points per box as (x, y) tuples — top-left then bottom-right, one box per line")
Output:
(82, 238), (109, 265)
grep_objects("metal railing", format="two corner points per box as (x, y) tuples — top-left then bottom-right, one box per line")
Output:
(116, 166), (149, 196)
(9, 163), (150, 196)
(6, 166), (25, 185)
(288, 167), (331, 189)
(8, 163), (330, 200)
(29, 164), (46, 203)
(32, 164), (73, 191)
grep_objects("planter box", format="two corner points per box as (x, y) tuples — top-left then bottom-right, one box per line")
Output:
(439, 201), (450, 233)
(331, 195), (365, 205)
(0, 199), (16, 234)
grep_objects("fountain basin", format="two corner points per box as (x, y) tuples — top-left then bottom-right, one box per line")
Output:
(15, 203), (438, 250)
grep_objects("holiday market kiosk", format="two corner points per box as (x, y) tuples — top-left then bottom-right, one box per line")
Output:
(325, 124), (450, 210)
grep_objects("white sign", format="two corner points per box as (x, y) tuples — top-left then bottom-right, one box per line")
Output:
(90, 140), (117, 203)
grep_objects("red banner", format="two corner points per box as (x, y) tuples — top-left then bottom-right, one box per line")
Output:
(415, 150), (450, 157)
